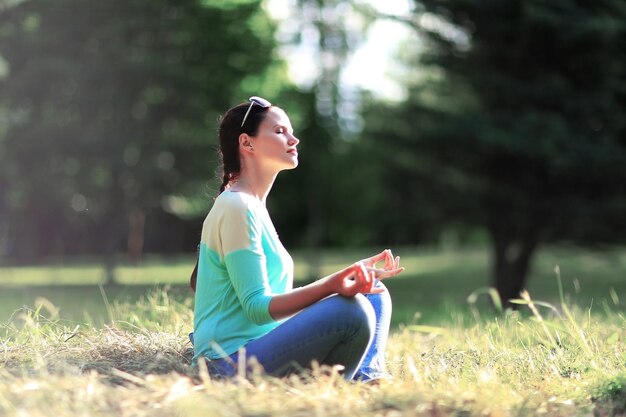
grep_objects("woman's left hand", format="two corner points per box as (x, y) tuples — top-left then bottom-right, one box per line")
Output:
(359, 249), (405, 281)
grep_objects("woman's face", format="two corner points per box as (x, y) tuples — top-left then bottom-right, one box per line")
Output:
(250, 107), (300, 170)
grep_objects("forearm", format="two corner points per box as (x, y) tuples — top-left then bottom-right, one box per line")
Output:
(268, 262), (374, 320)
(268, 277), (334, 320)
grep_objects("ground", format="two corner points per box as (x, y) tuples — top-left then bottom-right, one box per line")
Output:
(1, 245), (625, 416)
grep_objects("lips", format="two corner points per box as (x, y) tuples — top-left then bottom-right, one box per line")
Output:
(287, 149), (298, 154)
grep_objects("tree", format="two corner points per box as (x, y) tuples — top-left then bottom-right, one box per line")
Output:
(264, 0), (376, 280)
(361, 0), (626, 304)
(0, 0), (285, 281)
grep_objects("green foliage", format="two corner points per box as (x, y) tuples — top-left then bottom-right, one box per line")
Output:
(593, 374), (626, 416)
(0, 0), (289, 261)
(359, 0), (626, 300)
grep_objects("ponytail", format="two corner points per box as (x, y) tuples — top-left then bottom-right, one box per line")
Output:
(190, 258), (198, 292)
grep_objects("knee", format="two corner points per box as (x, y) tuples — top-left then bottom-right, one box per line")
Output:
(365, 281), (392, 313)
(337, 294), (377, 334)
(373, 281), (392, 305)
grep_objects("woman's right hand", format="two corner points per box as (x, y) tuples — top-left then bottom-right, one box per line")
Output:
(269, 262), (377, 321)
(324, 262), (377, 297)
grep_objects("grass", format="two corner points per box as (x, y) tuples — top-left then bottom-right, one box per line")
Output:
(1, 286), (625, 416)
(1, 245), (625, 325)
(1, 245), (625, 416)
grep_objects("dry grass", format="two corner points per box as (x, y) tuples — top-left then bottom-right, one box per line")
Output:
(1, 287), (625, 417)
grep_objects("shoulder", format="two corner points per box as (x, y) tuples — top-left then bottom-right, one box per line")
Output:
(209, 191), (264, 252)
(207, 191), (264, 228)
(213, 190), (261, 214)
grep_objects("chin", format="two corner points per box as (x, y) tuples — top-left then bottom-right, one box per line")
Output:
(279, 161), (298, 171)
(286, 155), (299, 169)
(274, 155), (299, 172)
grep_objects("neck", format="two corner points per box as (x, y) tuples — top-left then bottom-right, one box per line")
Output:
(230, 162), (278, 205)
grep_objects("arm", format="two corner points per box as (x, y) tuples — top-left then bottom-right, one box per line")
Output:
(268, 278), (333, 320)
(219, 198), (277, 325)
(268, 262), (373, 321)
(268, 249), (406, 321)
(218, 199), (366, 325)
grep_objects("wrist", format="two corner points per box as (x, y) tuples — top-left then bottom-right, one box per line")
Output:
(319, 275), (336, 295)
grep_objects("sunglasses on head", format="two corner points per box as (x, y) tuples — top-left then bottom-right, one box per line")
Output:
(241, 96), (272, 128)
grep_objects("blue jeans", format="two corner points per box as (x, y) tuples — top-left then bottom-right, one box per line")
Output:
(194, 282), (392, 381)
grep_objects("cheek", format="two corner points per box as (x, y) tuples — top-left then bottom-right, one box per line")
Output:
(267, 136), (286, 151)
(254, 140), (273, 155)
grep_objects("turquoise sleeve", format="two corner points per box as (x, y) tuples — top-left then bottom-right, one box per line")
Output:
(224, 249), (275, 325)
(221, 205), (274, 325)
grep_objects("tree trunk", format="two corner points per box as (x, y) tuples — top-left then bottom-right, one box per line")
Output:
(127, 207), (145, 265)
(103, 254), (117, 286)
(101, 175), (124, 286)
(103, 218), (120, 286)
(490, 228), (538, 308)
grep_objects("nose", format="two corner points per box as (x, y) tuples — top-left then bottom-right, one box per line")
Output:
(288, 133), (299, 146)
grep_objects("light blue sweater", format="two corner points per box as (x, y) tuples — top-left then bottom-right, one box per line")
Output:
(193, 190), (293, 361)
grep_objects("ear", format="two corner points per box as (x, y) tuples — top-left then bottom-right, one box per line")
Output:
(238, 133), (255, 154)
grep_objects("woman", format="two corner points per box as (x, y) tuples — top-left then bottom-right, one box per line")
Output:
(190, 96), (405, 381)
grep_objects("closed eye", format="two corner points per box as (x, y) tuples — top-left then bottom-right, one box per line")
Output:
(274, 125), (293, 135)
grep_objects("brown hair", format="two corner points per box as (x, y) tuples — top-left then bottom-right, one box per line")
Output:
(216, 101), (272, 193)
(190, 100), (273, 292)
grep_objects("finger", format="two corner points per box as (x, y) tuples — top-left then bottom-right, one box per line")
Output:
(384, 249), (394, 270)
(375, 267), (405, 280)
(361, 270), (374, 293)
(341, 262), (359, 275)
(365, 266), (385, 280)
(363, 265), (375, 292)
(364, 251), (386, 267)
(361, 264), (373, 288)
(374, 250), (387, 264)
(356, 272), (367, 293)
(394, 256), (400, 269)
(352, 263), (367, 287)
(359, 262), (370, 280)
(341, 270), (361, 295)
(366, 266), (404, 277)
(336, 267), (353, 281)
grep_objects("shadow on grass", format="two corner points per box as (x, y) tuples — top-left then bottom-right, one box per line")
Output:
(2, 318), (197, 386)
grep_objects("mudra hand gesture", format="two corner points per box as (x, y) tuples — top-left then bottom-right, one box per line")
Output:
(360, 249), (405, 281)
(325, 249), (405, 297)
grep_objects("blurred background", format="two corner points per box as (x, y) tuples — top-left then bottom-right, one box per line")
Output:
(0, 0), (625, 325)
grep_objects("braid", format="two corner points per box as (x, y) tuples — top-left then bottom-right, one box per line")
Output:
(219, 173), (229, 193)
(217, 139), (240, 195)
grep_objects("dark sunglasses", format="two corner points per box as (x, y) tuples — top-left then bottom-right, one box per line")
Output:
(241, 96), (272, 128)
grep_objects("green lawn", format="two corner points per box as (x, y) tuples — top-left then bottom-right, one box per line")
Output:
(1, 245), (624, 327)
(1, 246), (625, 417)
(1, 277), (625, 417)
